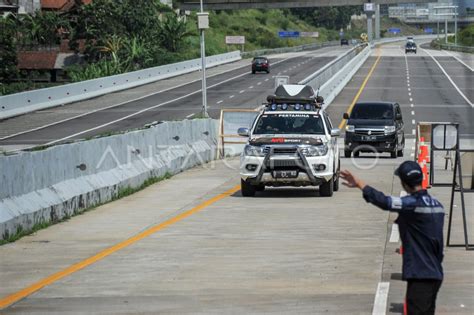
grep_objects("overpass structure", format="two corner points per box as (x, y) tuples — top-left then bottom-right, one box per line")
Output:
(176, 0), (431, 10)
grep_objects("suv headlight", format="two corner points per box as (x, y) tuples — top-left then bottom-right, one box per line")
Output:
(384, 126), (396, 135)
(244, 145), (266, 157)
(345, 125), (355, 132)
(300, 145), (328, 157)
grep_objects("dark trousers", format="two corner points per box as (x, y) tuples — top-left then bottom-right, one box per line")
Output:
(406, 279), (442, 315)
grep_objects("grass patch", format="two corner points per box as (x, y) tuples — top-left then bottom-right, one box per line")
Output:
(0, 172), (173, 246)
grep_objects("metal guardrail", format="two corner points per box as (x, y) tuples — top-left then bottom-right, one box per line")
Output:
(0, 51), (241, 120)
(432, 41), (474, 53)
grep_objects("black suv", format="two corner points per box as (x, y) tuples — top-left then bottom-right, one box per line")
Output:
(252, 56), (270, 74)
(405, 41), (417, 54)
(340, 38), (349, 46)
(343, 102), (405, 158)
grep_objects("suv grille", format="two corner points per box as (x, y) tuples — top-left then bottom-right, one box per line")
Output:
(355, 129), (384, 136)
(263, 147), (298, 155)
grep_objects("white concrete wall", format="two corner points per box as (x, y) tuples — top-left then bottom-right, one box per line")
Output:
(0, 119), (219, 240)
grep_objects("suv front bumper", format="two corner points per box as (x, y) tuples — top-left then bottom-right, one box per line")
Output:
(240, 153), (335, 186)
(345, 133), (397, 153)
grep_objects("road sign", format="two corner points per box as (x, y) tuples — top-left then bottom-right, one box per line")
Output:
(388, 28), (401, 34)
(225, 36), (245, 44)
(300, 31), (319, 38)
(364, 3), (375, 12)
(278, 31), (300, 38)
(424, 28), (433, 34)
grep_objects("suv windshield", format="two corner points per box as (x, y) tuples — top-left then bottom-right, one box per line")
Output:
(253, 58), (267, 63)
(253, 113), (325, 135)
(350, 104), (394, 120)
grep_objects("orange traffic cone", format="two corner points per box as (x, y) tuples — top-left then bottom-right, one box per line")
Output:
(419, 137), (430, 163)
(421, 160), (429, 189)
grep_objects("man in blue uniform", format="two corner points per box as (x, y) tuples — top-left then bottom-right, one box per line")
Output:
(340, 161), (444, 315)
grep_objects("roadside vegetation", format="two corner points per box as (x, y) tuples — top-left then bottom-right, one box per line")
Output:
(0, 2), (363, 95)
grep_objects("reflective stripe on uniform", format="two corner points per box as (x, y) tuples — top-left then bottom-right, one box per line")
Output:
(414, 206), (445, 214)
(390, 197), (403, 210)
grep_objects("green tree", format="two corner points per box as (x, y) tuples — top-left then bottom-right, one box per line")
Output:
(0, 16), (18, 81)
(157, 13), (192, 52)
(458, 24), (474, 46)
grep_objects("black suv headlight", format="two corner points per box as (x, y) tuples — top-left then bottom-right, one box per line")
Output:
(384, 126), (396, 135)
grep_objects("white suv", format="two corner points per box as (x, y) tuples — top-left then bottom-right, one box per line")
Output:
(238, 103), (340, 197)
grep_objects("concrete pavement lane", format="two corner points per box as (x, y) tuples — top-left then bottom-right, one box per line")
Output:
(0, 153), (400, 314)
(1, 142), (471, 314)
(0, 47), (349, 148)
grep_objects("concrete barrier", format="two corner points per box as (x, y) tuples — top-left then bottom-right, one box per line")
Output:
(300, 35), (438, 110)
(0, 119), (219, 240)
(241, 41), (339, 58)
(316, 46), (371, 108)
(0, 51), (241, 120)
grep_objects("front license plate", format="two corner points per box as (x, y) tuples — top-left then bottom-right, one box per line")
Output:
(362, 136), (377, 141)
(273, 170), (298, 179)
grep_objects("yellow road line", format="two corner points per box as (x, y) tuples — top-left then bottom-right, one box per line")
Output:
(0, 185), (241, 310)
(338, 48), (382, 130)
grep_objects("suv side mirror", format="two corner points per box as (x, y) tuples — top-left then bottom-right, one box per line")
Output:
(330, 128), (341, 137)
(238, 127), (249, 137)
(343, 113), (350, 120)
(396, 113), (402, 120)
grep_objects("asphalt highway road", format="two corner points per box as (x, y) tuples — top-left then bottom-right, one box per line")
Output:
(1, 41), (473, 314)
(327, 42), (473, 140)
(0, 46), (351, 148)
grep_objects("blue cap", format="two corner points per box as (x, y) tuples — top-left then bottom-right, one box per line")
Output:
(394, 161), (423, 186)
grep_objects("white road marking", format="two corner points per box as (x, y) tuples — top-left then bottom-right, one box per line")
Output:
(408, 88), (411, 92)
(423, 48), (473, 107)
(389, 224), (400, 243)
(442, 50), (474, 72)
(239, 90), (245, 94)
(411, 111), (415, 115)
(410, 104), (414, 108)
(412, 129), (416, 135)
(217, 100), (223, 104)
(186, 113), (194, 118)
(229, 95), (235, 99)
(257, 82), (262, 85)
(411, 153), (415, 157)
(412, 119), (416, 125)
(3, 50), (334, 145)
(249, 86), (254, 89)
(408, 92), (412, 96)
(372, 282), (390, 315)
(409, 98), (413, 102)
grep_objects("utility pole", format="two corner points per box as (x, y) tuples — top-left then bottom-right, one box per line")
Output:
(454, 5), (458, 45)
(197, 1), (209, 117)
(375, 4), (380, 40)
(364, 2), (376, 43)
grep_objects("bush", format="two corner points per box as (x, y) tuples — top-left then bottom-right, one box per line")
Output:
(458, 24), (474, 46)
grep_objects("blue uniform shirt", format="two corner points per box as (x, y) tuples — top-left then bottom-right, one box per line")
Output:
(362, 186), (444, 280)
